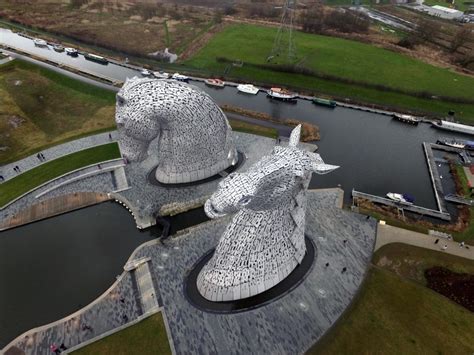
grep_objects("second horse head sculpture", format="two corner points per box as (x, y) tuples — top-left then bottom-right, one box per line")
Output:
(198, 125), (339, 302)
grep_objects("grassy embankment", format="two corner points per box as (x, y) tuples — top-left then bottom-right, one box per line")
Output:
(452, 165), (474, 242)
(312, 264), (474, 354)
(228, 118), (277, 139)
(0, 59), (116, 164)
(0, 59), (277, 164)
(185, 24), (474, 122)
(73, 313), (171, 355)
(0, 143), (120, 207)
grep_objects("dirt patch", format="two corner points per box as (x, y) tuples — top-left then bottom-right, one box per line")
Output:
(179, 22), (225, 61)
(425, 267), (474, 312)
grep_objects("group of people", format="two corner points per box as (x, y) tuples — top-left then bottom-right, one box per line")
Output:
(435, 238), (469, 251)
(36, 152), (46, 161)
(49, 343), (67, 354)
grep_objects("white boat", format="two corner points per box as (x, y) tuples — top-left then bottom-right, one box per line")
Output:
(445, 142), (466, 149)
(386, 193), (414, 205)
(65, 47), (78, 56)
(205, 78), (225, 88)
(52, 44), (64, 52)
(392, 113), (421, 125)
(237, 84), (259, 95)
(33, 38), (48, 47)
(267, 87), (297, 101)
(140, 69), (151, 77)
(153, 71), (170, 79)
(171, 73), (189, 82)
(432, 120), (474, 136)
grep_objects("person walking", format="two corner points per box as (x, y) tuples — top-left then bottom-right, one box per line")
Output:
(434, 238), (439, 244)
(0, 175), (4, 182)
(40, 153), (46, 160)
(108, 133), (112, 140)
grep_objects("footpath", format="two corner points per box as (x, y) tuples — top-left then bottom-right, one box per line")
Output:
(0, 131), (117, 182)
(376, 224), (473, 260)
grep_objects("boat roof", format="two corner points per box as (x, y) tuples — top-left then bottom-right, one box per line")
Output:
(441, 120), (474, 132)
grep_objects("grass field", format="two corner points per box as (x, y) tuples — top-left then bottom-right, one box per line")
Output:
(0, 59), (116, 164)
(311, 266), (474, 354)
(0, 143), (120, 207)
(228, 118), (278, 139)
(373, 243), (474, 285)
(185, 24), (474, 121)
(73, 313), (171, 355)
(0, 1), (215, 57)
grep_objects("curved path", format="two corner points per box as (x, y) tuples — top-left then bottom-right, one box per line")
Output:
(376, 224), (474, 260)
(0, 131), (117, 182)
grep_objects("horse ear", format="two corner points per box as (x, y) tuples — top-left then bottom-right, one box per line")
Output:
(308, 152), (339, 175)
(289, 124), (302, 147)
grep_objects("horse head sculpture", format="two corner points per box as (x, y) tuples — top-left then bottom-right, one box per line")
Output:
(198, 125), (339, 302)
(116, 77), (238, 184)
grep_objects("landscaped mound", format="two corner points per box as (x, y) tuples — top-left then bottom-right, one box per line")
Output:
(425, 267), (474, 312)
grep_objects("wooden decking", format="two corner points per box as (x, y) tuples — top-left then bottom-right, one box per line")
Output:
(0, 192), (111, 230)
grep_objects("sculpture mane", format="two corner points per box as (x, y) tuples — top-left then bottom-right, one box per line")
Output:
(197, 125), (339, 302)
(116, 78), (238, 184)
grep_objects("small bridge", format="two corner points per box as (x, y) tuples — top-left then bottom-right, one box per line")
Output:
(444, 194), (474, 206)
(352, 189), (451, 221)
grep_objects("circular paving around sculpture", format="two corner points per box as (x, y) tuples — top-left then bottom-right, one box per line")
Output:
(147, 151), (246, 188)
(184, 236), (316, 313)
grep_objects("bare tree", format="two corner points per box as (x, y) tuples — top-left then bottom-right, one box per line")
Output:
(450, 26), (474, 53)
(299, 6), (325, 34)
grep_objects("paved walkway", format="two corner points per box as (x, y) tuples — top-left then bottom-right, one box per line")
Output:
(376, 224), (474, 260)
(0, 131), (117, 182)
(2, 244), (161, 355)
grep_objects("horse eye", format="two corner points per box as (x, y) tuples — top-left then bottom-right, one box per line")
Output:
(239, 196), (251, 206)
(117, 94), (126, 106)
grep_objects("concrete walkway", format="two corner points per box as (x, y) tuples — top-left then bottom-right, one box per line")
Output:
(376, 224), (474, 260)
(0, 131), (117, 182)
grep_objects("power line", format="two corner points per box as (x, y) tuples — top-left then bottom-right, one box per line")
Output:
(267, 0), (297, 63)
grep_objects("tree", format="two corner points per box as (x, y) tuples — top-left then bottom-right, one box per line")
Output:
(299, 7), (325, 34)
(324, 10), (369, 34)
(450, 27), (473, 53)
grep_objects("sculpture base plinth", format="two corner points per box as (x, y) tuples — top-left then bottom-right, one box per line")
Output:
(184, 236), (316, 313)
(147, 152), (245, 188)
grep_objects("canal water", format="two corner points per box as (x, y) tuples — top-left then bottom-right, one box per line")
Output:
(0, 202), (159, 349)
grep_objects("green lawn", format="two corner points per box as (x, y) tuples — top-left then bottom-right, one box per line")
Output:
(73, 313), (171, 355)
(0, 59), (116, 164)
(185, 24), (474, 121)
(373, 243), (474, 285)
(311, 267), (474, 354)
(228, 118), (278, 139)
(0, 143), (120, 207)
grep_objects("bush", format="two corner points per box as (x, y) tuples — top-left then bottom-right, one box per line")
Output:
(397, 35), (421, 49)
(324, 10), (369, 34)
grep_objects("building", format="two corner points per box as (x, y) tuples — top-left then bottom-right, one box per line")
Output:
(425, 5), (464, 20)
